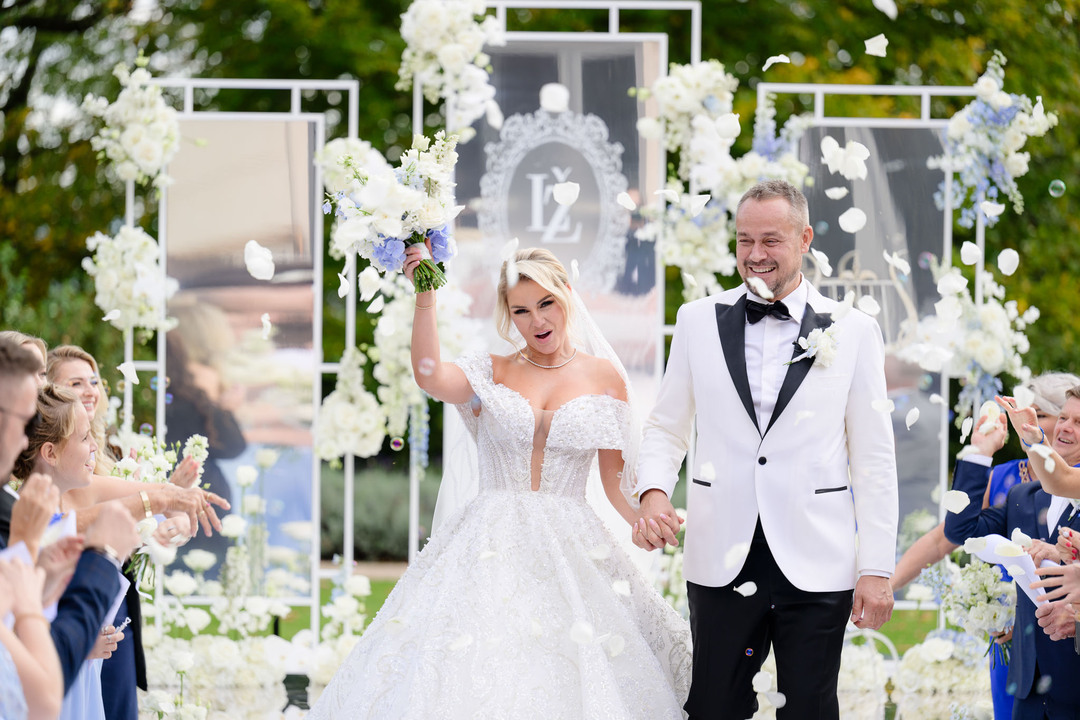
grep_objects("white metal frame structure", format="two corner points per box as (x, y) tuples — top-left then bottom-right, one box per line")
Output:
(138, 77), (360, 638)
(758, 81), (977, 612)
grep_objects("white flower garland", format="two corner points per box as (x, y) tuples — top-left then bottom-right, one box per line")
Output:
(82, 54), (181, 190)
(82, 225), (178, 334)
(315, 346), (387, 463)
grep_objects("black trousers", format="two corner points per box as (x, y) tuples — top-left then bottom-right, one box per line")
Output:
(685, 521), (853, 720)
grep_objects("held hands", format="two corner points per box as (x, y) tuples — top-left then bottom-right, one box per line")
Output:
(851, 575), (894, 630)
(994, 395), (1043, 446)
(631, 489), (683, 551)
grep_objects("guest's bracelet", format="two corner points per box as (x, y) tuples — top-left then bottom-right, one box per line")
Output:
(139, 490), (154, 518)
(1021, 427), (1047, 448)
(415, 299), (436, 310)
(13, 613), (50, 629)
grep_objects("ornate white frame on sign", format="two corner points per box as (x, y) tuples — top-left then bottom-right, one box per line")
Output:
(478, 108), (631, 290)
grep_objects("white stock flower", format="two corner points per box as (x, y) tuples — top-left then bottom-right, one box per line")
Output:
(165, 571), (199, 598)
(235, 464), (259, 488)
(219, 514), (248, 538)
(182, 549), (218, 574)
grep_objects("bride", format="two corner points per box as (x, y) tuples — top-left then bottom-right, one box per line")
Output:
(308, 246), (691, 719)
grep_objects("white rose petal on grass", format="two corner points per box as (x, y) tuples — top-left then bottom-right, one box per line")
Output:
(864, 33), (889, 57)
(795, 410), (815, 426)
(725, 542), (751, 569)
(838, 207), (867, 233)
(734, 581), (758, 597)
(810, 248), (833, 277)
(960, 241), (982, 266)
(616, 192), (636, 211)
(588, 544), (612, 561)
(260, 313), (272, 340)
(824, 187), (849, 200)
(244, 240), (275, 280)
(997, 248), (1020, 276)
(873, 0), (898, 19)
(1010, 528), (1033, 549)
(963, 537), (987, 554)
(117, 361), (139, 386)
(930, 393), (946, 406)
(612, 580), (631, 597)
(367, 296), (385, 314)
(553, 182), (580, 206)
(943, 490), (971, 514)
(746, 276), (774, 300)
(997, 541), (1025, 558)
(981, 200), (1006, 219)
(1013, 385), (1036, 410)
(960, 416), (974, 442)
(857, 295), (881, 316)
(905, 407), (920, 430)
(539, 83), (570, 113)
(569, 621), (594, 645)
(871, 399), (895, 414)
(700, 461), (716, 481)
(762, 54), (790, 72)
(752, 670), (774, 693)
(570, 259), (580, 282)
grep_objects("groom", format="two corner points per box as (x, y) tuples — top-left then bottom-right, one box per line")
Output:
(634, 180), (899, 718)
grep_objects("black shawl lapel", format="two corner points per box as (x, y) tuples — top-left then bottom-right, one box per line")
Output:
(715, 296), (759, 435)
(765, 306), (833, 436)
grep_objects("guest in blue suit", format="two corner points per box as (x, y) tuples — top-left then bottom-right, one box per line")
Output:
(945, 398), (1080, 719)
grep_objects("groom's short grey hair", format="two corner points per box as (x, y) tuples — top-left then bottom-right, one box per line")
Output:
(736, 179), (809, 231)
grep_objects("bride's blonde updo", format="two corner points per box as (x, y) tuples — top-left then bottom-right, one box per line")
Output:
(494, 248), (575, 348)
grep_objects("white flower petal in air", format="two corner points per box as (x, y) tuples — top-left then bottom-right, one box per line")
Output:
(981, 200), (1006, 219)
(871, 399), (895, 413)
(997, 248), (1020, 276)
(824, 187), (849, 200)
(963, 537), (987, 554)
(260, 313), (271, 340)
(505, 257), (519, 288)
(244, 239), (276, 280)
(997, 541), (1025, 557)
(960, 416), (974, 442)
(873, 0), (898, 19)
(960, 241), (982, 266)
(752, 671), (774, 693)
(943, 490), (971, 514)
(605, 634), (625, 658)
(1028, 443), (1055, 472)
(832, 292), (856, 321)
(501, 237), (520, 260)
(570, 259), (580, 282)
(857, 295), (881, 316)
(612, 580), (631, 597)
(687, 194), (711, 217)
(715, 113), (741, 140)
(838, 207), (867, 233)
(929, 393), (946, 406)
(358, 266), (382, 302)
(864, 34), (889, 57)
(539, 83), (570, 113)
(882, 250), (912, 276)
(337, 269), (350, 298)
(746, 276), (773, 300)
(700, 461), (716, 481)
(485, 100), (503, 130)
(682, 272), (698, 289)
(795, 410), (815, 425)
(1013, 385), (1036, 410)
(588, 544), (611, 561)
(655, 188), (680, 204)
(367, 296), (385, 314)
(1005, 564), (1025, 578)
(810, 248), (833, 277)
(616, 192), (637, 211)
(569, 621), (594, 645)
(117, 361), (139, 386)
(1011, 528), (1033, 549)
(734, 581), (757, 597)
(821, 136), (871, 180)
(724, 542), (750, 569)
(553, 181), (580, 206)
(905, 407), (920, 430)
(762, 55), (790, 72)
(103, 309), (121, 322)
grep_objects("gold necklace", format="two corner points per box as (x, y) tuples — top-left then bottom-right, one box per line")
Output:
(519, 348), (578, 369)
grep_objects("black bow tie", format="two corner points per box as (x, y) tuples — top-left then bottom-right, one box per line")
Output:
(746, 299), (792, 324)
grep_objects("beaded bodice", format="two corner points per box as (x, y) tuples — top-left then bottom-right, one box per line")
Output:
(454, 352), (629, 498)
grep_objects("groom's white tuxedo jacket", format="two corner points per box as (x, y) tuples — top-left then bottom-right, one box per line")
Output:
(637, 282), (898, 593)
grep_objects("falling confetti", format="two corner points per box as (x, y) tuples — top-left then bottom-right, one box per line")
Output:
(980, 200), (1006, 219)
(871, 399), (895, 413)
(117, 361), (139, 386)
(687, 194), (711, 217)
(244, 239), (275, 280)
(762, 55), (790, 72)
(367, 296), (385, 314)
(864, 33), (889, 57)
(838, 207), (867, 233)
(905, 407), (920, 430)
(103, 309), (121, 322)
(824, 187), (849, 200)
(553, 182), (580, 206)
(997, 249), (1020, 276)
(1013, 385), (1036, 410)
(960, 241), (982, 266)
(1010, 528), (1033, 548)
(963, 537), (987, 554)
(746, 276), (773, 300)
(540, 83), (570, 113)
(616, 192), (636, 211)
(882, 250), (912, 276)
(725, 542), (751, 569)
(571, 258), (580, 282)
(810, 248), (833, 277)
(261, 313), (272, 340)
(943, 490), (971, 514)
(857, 295), (881, 316)
(734, 582), (758, 597)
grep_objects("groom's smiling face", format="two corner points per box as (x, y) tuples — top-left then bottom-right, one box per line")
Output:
(735, 197), (813, 302)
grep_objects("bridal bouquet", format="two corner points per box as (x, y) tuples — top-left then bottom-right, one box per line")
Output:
(927, 50), (1058, 228)
(920, 554), (1015, 665)
(325, 131), (463, 293)
(83, 225), (179, 335)
(82, 53), (181, 190)
(397, 0), (505, 139)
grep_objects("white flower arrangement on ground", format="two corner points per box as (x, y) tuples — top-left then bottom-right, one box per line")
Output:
(397, 0), (505, 140)
(896, 257), (1037, 425)
(82, 53), (181, 190)
(316, 346), (387, 464)
(83, 225), (178, 335)
(324, 131), (463, 293)
(892, 630), (991, 719)
(927, 51), (1058, 228)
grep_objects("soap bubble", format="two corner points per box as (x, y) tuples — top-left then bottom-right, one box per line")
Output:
(390, 437), (405, 451)
(1049, 179), (1066, 198)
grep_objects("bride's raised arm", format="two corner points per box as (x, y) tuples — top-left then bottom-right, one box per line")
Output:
(404, 243), (473, 405)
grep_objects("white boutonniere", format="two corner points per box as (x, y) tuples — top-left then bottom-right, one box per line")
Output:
(789, 326), (838, 368)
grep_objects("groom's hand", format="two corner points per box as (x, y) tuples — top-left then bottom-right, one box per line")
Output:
(633, 489), (682, 551)
(851, 575), (893, 630)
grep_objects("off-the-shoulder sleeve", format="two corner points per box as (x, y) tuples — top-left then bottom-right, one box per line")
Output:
(449, 352), (493, 438)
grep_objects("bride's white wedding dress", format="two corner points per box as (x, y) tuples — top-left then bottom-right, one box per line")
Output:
(308, 352), (691, 719)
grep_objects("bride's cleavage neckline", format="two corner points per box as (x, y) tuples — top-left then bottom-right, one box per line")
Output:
(492, 381), (617, 417)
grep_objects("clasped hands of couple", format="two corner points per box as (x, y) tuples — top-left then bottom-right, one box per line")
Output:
(632, 487), (895, 631)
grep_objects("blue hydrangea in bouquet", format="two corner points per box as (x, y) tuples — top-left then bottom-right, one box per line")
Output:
(324, 131), (463, 293)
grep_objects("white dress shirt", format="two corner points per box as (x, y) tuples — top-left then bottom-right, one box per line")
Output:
(745, 277), (808, 431)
